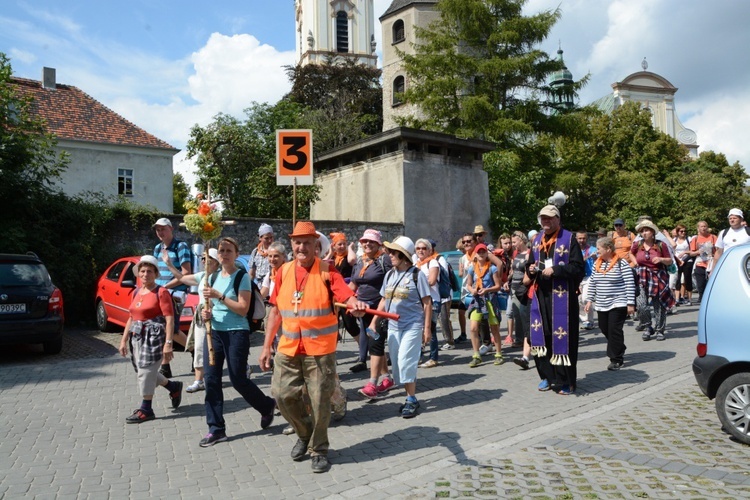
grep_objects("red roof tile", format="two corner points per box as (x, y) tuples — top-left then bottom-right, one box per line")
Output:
(9, 76), (177, 151)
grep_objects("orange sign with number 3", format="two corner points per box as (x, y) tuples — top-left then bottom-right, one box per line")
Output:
(276, 129), (313, 185)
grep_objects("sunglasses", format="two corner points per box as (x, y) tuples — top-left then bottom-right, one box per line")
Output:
(200, 257), (206, 262)
(462, 240), (473, 244)
(415, 246), (429, 251)
(614, 224), (623, 227)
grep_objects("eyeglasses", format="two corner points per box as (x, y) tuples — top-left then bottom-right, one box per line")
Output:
(415, 246), (429, 251)
(462, 240), (473, 244)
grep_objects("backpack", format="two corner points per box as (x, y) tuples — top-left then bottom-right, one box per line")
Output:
(436, 257), (453, 300)
(447, 261), (460, 292)
(210, 269), (266, 331)
(721, 226), (750, 240)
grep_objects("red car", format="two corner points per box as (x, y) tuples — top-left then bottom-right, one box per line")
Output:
(95, 257), (198, 333)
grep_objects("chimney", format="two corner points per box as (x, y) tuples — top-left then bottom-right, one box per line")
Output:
(42, 67), (56, 90)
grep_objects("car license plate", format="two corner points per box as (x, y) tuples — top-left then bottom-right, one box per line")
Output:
(0, 303), (26, 314)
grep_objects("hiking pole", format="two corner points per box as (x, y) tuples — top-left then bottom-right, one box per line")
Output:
(334, 303), (400, 320)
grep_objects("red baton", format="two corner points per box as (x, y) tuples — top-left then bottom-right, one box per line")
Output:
(334, 302), (400, 320)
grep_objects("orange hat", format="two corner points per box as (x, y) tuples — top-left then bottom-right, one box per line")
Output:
(329, 232), (346, 244)
(289, 221), (318, 238)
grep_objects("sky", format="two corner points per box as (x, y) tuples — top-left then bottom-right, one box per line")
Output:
(3, 0), (750, 191)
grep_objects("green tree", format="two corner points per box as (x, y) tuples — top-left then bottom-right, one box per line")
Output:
(172, 172), (191, 214)
(0, 53), (68, 200)
(398, 0), (587, 147)
(187, 101), (320, 218)
(285, 58), (382, 151)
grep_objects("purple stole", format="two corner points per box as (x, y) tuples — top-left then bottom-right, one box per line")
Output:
(529, 229), (573, 366)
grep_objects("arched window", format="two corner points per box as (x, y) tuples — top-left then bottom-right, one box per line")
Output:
(393, 76), (405, 105)
(336, 11), (348, 53)
(393, 20), (405, 44)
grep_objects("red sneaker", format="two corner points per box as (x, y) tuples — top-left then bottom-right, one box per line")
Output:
(358, 382), (378, 399)
(377, 377), (395, 394)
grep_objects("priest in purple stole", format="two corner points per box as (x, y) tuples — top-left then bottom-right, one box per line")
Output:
(524, 205), (585, 395)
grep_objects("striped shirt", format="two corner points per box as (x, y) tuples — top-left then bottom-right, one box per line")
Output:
(584, 258), (636, 312)
(153, 239), (191, 291)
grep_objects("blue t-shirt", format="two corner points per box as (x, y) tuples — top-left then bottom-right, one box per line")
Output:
(207, 269), (251, 331)
(467, 264), (498, 290)
(154, 239), (191, 291)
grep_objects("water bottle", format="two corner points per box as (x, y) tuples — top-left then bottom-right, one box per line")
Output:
(365, 327), (380, 341)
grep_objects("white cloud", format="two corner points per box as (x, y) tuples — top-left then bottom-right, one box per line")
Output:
(684, 93), (750, 169)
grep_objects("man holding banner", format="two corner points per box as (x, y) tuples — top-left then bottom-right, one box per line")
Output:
(260, 221), (367, 473)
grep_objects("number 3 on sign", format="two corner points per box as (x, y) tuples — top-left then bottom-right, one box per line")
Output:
(276, 129), (313, 186)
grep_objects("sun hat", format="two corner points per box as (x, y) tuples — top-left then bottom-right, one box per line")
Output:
(473, 225), (487, 235)
(383, 236), (415, 261)
(289, 221), (318, 238)
(728, 208), (744, 219)
(528, 229), (538, 240)
(258, 223), (273, 236)
(152, 217), (172, 228)
(538, 205), (560, 218)
(206, 248), (219, 262)
(635, 220), (659, 234)
(316, 231), (330, 257)
(359, 228), (383, 245)
(133, 255), (160, 275)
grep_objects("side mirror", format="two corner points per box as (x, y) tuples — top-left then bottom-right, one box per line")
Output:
(121, 280), (136, 288)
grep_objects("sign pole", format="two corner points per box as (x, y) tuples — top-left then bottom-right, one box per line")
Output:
(292, 177), (297, 228)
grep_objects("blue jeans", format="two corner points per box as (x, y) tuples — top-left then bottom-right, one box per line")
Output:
(427, 303), (441, 362)
(204, 329), (274, 434)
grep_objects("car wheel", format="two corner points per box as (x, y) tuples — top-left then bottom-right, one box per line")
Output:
(715, 373), (750, 445)
(43, 337), (63, 355)
(96, 300), (114, 332)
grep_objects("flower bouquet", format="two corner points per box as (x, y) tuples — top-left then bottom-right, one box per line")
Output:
(183, 193), (223, 242)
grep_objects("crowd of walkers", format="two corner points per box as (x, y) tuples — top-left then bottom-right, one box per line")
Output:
(115, 206), (748, 473)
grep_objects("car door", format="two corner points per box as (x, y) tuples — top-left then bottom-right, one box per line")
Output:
(100, 259), (138, 326)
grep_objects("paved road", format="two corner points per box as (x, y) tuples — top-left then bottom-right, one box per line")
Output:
(1, 305), (748, 499)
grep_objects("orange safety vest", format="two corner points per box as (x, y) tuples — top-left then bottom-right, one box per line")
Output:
(276, 258), (338, 356)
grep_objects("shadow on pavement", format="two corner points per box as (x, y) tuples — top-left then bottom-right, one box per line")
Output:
(332, 426), (477, 467)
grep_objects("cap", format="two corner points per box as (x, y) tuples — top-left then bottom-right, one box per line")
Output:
(613, 218), (625, 226)
(474, 243), (488, 253)
(258, 223), (273, 236)
(538, 205), (560, 218)
(152, 217), (172, 228)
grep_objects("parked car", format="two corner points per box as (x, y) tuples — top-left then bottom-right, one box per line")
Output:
(692, 242), (750, 444)
(440, 250), (463, 308)
(95, 257), (198, 334)
(0, 252), (64, 354)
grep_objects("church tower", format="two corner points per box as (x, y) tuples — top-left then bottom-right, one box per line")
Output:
(380, 1), (440, 131)
(295, 0), (377, 67)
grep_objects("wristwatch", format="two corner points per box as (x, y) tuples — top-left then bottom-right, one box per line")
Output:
(165, 340), (173, 345)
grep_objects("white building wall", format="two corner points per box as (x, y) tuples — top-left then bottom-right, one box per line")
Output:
(52, 140), (175, 213)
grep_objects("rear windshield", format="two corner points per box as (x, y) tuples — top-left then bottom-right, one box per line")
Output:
(0, 263), (52, 287)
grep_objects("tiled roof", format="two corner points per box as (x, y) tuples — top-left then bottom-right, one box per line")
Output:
(9, 76), (176, 151)
(380, 0), (438, 20)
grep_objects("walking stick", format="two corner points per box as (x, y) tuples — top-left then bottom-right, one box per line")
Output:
(205, 313), (216, 366)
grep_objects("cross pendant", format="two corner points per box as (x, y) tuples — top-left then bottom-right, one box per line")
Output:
(292, 291), (303, 315)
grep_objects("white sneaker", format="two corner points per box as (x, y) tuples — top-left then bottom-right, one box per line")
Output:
(479, 344), (490, 356)
(440, 343), (455, 350)
(247, 365), (253, 379)
(186, 380), (205, 393)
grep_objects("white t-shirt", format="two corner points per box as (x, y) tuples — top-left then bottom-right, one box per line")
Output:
(414, 258), (441, 302)
(716, 226), (750, 250)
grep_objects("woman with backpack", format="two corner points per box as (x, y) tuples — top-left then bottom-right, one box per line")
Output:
(198, 237), (276, 447)
(629, 221), (675, 342)
(465, 243), (504, 367)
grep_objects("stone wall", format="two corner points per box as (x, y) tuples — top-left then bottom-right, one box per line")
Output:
(110, 216), (405, 258)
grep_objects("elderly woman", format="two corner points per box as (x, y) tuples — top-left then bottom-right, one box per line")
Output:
(118, 255), (183, 423)
(414, 238), (441, 368)
(350, 229), (393, 397)
(259, 242), (287, 300)
(176, 248), (220, 393)
(584, 237), (636, 370)
(629, 221), (675, 341)
(199, 237), (276, 447)
(373, 236), (431, 417)
(329, 232), (353, 280)
(465, 243), (504, 367)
